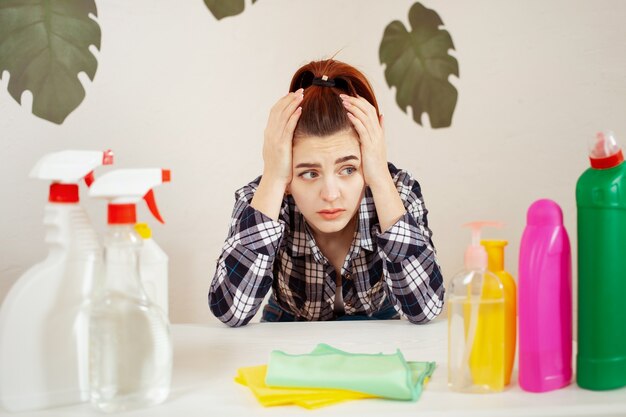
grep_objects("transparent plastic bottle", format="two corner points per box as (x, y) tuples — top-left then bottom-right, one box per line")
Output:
(448, 222), (505, 393)
(88, 224), (172, 412)
(87, 168), (173, 412)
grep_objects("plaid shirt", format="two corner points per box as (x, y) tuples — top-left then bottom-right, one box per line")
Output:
(209, 163), (445, 327)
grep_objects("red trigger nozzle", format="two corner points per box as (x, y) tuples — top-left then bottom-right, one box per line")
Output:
(143, 189), (165, 224)
(84, 171), (95, 187)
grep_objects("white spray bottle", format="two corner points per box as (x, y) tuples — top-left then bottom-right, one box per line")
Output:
(134, 223), (169, 317)
(87, 168), (172, 412)
(0, 150), (114, 412)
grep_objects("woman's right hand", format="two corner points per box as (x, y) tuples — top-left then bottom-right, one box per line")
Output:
(261, 88), (304, 187)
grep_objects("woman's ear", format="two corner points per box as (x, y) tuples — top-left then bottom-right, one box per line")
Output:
(285, 184), (291, 195)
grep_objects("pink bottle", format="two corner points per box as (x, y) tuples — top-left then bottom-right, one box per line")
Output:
(518, 199), (572, 392)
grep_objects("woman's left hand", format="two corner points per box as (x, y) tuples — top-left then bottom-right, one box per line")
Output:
(340, 94), (389, 187)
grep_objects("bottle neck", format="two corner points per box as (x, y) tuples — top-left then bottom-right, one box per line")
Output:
(101, 225), (145, 297)
(108, 204), (137, 224)
(43, 203), (100, 256)
(485, 246), (505, 271)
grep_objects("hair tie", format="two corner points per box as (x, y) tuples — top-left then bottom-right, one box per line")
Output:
(311, 75), (335, 87)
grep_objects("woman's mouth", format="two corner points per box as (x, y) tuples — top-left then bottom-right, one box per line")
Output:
(317, 209), (345, 220)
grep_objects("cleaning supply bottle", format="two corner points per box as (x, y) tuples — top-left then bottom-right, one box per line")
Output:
(0, 150), (114, 412)
(518, 199), (572, 392)
(481, 239), (516, 387)
(448, 221), (506, 393)
(576, 131), (626, 390)
(87, 168), (172, 412)
(134, 223), (169, 317)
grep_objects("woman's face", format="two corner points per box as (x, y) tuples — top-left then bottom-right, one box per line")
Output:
(289, 130), (365, 236)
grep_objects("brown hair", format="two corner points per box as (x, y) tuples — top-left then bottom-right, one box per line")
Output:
(289, 59), (379, 138)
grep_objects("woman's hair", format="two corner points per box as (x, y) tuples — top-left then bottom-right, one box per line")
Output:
(289, 59), (379, 138)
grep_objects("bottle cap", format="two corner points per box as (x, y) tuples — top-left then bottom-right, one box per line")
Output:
(589, 131), (623, 169)
(463, 221), (502, 270)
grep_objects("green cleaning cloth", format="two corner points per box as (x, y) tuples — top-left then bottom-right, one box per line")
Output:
(265, 343), (436, 401)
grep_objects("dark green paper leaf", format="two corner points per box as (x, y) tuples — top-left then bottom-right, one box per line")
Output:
(0, 0), (100, 124)
(379, 2), (459, 128)
(204, 0), (245, 20)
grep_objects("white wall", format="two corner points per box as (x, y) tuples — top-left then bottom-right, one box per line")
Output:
(1, 0), (625, 324)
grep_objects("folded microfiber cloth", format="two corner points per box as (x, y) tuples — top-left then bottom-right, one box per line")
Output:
(235, 364), (375, 409)
(265, 343), (435, 401)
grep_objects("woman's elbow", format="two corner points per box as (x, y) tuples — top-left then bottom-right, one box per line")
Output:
(405, 294), (445, 324)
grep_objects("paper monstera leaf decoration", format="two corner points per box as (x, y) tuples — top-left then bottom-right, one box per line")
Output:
(380, 2), (459, 129)
(0, 0), (101, 124)
(204, 0), (258, 21)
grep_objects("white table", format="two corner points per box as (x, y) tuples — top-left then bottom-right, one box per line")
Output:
(5, 317), (626, 417)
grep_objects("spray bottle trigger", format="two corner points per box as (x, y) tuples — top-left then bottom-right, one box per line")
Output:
(143, 189), (165, 224)
(84, 171), (95, 187)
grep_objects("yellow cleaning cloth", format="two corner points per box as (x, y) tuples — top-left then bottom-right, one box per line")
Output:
(235, 365), (375, 409)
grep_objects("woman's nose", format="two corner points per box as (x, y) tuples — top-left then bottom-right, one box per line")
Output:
(320, 178), (340, 202)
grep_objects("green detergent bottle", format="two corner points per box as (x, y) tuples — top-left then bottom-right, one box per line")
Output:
(576, 131), (626, 390)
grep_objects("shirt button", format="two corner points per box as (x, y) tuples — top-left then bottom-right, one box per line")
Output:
(345, 273), (352, 280)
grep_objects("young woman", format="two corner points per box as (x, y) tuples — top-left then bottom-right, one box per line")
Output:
(209, 59), (444, 326)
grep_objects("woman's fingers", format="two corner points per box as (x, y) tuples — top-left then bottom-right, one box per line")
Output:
(340, 94), (380, 138)
(341, 94), (379, 121)
(280, 89), (304, 120)
(346, 112), (368, 141)
(271, 89), (303, 124)
(342, 99), (372, 133)
(284, 106), (302, 139)
(267, 89), (304, 143)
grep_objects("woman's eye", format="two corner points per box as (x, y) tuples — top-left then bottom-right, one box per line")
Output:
(300, 171), (318, 180)
(340, 166), (356, 175)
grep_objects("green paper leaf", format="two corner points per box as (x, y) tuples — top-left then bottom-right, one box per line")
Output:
(0, 0), (100, 124)
(379, 2), (459, 129)
(204, 0), (245, 20)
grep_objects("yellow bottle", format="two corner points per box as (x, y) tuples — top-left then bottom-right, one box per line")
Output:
(481, 240), (517, 386)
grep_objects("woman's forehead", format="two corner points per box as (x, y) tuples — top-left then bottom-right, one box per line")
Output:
(293, 131), (360, 161)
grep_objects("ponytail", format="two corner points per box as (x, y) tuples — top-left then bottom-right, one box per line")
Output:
(288, 59), (379, 138)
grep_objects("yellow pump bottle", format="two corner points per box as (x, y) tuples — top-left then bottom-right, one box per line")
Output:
(481, 240), (517, 386)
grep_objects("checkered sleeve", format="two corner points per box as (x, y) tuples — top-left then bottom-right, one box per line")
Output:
(375, 168), (445, 324)
(208, 181), (286, 327)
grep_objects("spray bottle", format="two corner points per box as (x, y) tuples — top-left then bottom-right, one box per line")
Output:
(0, 150), (113, 411)
(134, 223), (169, 317)
(87, 168), (172, 412)
(518, 199), (572, 392)
(481, 239), (516, 386)
(576, 131), (626, 390)
(448, 221), (505, 393)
